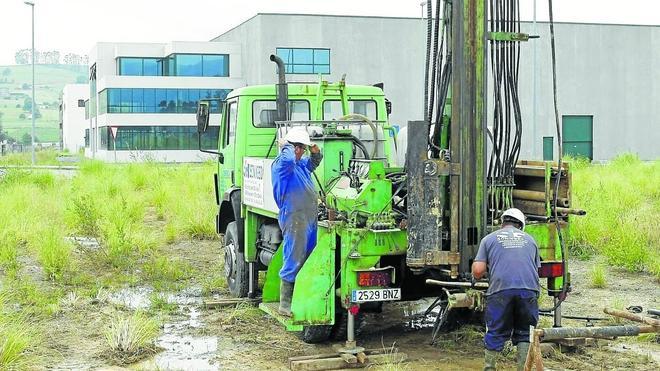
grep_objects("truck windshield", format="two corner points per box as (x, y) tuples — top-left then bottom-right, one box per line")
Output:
(252, 100), (310, 127)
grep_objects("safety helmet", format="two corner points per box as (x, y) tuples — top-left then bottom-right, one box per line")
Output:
(285, 127), (312, 146)
(501, 208), (526, 230)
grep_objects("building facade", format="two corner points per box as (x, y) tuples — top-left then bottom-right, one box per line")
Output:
(213, 13), (660, 161)
(85, 41), (244, 162)
(60, 84), (89, 153)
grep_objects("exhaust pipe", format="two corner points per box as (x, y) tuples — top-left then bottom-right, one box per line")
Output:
(269, 54), (288, 122)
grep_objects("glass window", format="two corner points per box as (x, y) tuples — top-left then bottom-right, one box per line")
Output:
(252, 100), (310, 128)
(225, 101), (237, 147)
(323, 100), (378, 120)
(100, 125), (219, 151)
(166, 89), (177, 113)
(119, 58), (142, 76)
(156, 89), (167, 113)
(120, 88), (132, 113)
(98, 90), (107, 114)
(143, 59), (160, 76)
(276, 48), (330, 75)
(143, 88), (156, 113)
(202, 55), (229, 77)
(132, 88), (143, 113)
(175, 54), (203, 76)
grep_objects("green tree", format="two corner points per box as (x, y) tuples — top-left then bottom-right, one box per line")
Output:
(20, 132), (37, 145)
(2, 68), (10, 77)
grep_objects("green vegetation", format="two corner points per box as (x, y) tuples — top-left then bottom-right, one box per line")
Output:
(104, 311), (159, 363)
(587, 264), (607, 288)
(0, 160), (218, 367)
(0, 64), (87, 143)
(569, 154), (660, 279)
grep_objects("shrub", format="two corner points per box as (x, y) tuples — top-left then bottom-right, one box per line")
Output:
(0, 318), (32, 369)
(35, 229), (72, 280)
(587, 264), (607, 288)
(104, 311), (159, 362)
(69, 194), (101, 237)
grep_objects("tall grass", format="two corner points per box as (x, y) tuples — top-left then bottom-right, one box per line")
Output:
(569, 154), (660, 278)
(104, 311), (159, 362)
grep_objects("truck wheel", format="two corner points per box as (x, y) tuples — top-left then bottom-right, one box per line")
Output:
(299, 325), (333, 344)
(224, 221), (248, 297)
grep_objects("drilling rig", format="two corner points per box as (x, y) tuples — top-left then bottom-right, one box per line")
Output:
(195, 0), (581, 365)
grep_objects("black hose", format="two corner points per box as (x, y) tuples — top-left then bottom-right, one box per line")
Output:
(548, 0), (569, 304)
(350, 135), (370, 160)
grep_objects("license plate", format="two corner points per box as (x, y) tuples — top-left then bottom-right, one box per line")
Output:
(351, 288), (401, 303)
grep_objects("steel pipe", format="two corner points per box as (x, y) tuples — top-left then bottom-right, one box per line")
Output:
(426, 279), (489, 288)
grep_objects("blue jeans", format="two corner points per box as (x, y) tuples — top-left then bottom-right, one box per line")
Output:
(484, 289), (539, 351)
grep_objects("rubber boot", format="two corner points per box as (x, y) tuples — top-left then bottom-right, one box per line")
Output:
(516, 342), (530, 371)
(484, 349), (499, 371)
(278, 280), (294, 317)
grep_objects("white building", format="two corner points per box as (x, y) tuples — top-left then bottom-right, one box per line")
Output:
(84, 41), (244, 162)
(60, 84), (88, 153)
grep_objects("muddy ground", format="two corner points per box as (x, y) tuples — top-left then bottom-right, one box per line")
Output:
(29, 233), (658, 371)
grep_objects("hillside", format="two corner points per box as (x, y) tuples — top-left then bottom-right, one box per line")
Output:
(0, 64), (87, 143)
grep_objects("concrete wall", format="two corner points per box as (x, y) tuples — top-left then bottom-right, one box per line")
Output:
(214, 14), (660, 161)
(214, 14), (427, 130)
(61, 84), (89, 153)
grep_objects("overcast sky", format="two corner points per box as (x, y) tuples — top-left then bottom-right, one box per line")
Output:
(0, 0), (657, 66)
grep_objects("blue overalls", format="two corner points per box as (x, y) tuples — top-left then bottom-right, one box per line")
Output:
(271, 144), (322, 283)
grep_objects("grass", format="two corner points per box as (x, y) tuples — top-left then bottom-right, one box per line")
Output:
(587, 264), (607, 288)
(0, 160), (218, 367)
(568, 154), (660, 279)
(104, 311), (159, 364)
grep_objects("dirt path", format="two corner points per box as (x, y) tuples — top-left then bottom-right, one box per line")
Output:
(33, 245), (659, 370)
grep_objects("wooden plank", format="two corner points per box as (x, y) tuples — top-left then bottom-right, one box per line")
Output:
(203, 297), (260, 308)
(289, 351), (407, 371)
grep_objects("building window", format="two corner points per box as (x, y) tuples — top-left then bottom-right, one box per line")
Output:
(116, 55), (228, 77)
(89, 64), (97, 118)
(85, 129), (90, 147)
(276, 48), (330, 74)
(100, 88), (230, 114)
(77, 99), (85, 108)
(99, 125), (219, 150)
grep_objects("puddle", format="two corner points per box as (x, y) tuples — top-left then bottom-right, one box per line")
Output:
(108, 287), (153, 310)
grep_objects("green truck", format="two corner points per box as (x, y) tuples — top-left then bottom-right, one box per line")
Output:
(196, 0), (579, 347)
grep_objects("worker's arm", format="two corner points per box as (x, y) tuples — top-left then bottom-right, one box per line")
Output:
(472, 238), (489, 279)
(302, 144), (323, 172)
(472, 261), (487, 280)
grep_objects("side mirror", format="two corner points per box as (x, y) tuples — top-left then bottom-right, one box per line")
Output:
(196, 101), (210, 133)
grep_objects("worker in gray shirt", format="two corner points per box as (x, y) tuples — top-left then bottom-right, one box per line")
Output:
(472, 208), (541, 371)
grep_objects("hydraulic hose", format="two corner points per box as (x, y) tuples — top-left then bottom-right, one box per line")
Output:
(350, 135), (370, 160)
(339, 114), (378, 159)
(548, 0), (569, 307)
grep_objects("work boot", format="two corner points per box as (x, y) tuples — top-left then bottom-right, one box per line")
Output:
(516, 342), (530, 371)
(484, 349), (499, 371)
(278, 280), (294, 317)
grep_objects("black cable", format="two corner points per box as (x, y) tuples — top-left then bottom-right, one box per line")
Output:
(548, 0), (569, 305)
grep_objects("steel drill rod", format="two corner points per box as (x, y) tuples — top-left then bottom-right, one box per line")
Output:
(539, 325), (647, 341)
(604, 308), (660, 327)
(425, 279), (489, 288)
(512, 189), (569, 206)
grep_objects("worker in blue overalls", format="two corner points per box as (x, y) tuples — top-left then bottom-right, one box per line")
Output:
(272, 127), (323, 316)
(472, 208), (541, 371)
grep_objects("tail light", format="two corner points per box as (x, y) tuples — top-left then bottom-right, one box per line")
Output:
(539, 262), (564, 278)
(357, 269), (393, 287)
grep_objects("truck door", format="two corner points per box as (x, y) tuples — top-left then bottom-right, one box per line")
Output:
(218, 99), (238, 192)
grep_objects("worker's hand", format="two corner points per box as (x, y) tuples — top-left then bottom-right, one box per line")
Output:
(278, 138), (288, 148)
(309, 144), (320, 154)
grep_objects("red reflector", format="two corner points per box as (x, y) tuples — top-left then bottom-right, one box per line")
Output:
(357, 271), (391, 287)
(539, 262), (564, 278)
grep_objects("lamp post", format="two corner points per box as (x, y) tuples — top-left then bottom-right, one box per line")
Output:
(24, 0), (35, 166)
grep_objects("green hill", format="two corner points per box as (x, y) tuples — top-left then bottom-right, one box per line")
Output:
(0, 64), (87, 143)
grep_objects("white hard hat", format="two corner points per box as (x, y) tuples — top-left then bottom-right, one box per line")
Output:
(501, 208), (526, 229)
(284, 127), (312, 146)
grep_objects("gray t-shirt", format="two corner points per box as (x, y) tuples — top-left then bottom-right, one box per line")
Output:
(474, 226), (541, 295)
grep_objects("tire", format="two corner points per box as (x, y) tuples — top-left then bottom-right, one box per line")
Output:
(300, 325), (333, 344)
(224, 221), (248, 297)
